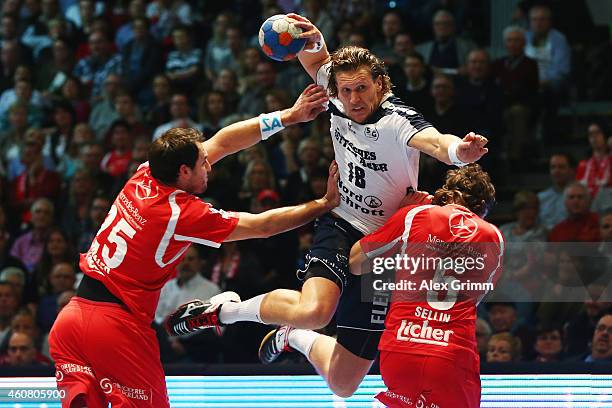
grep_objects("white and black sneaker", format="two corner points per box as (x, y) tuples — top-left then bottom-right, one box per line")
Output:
(258, 325), (294, 364)
(164, 291), (240, 336)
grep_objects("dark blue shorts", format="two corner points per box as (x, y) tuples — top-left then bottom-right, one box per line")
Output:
(297, 213), (387, 360)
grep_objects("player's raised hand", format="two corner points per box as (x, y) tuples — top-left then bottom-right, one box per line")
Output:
(457, 132), (489, 163)
(287, 84), (328, 123)
(287, 13), (323, 51)
(323, 160), (340, 209)
(398, 188), (433, 208)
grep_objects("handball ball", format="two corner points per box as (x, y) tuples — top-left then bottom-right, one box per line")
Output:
(258, 14), (307, 61)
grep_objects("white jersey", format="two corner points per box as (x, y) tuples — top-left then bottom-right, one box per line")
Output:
(316, 62), (432, 234)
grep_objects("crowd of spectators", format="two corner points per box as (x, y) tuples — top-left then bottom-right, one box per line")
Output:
(0, 0), (609, 367)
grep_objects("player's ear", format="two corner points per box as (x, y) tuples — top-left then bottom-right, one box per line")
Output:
(375, 75), (383, 92)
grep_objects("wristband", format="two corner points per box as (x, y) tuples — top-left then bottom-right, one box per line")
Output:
(304, 37), (325, 53)
(259, 111), (284, 140)
(448, 141), (469, 167)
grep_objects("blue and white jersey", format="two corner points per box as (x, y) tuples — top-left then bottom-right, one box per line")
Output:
(316, 62), (432, 234)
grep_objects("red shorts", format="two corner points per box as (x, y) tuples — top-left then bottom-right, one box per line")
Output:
(49, 297), (169, 408)
(376, 351), (480, 408)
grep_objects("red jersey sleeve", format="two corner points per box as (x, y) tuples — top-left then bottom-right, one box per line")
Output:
(173, 194), (239, 248)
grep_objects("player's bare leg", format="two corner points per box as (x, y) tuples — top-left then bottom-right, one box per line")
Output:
(218, 277), (340, 330)
(260, 327), (373, 398)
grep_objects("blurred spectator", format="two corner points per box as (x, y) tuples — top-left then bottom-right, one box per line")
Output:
(237, 46), (261, 94)
(57, 76), (90, 124)
(576, 121), (611, 198)
(88, 73), (122, 138)
(238, 61), (279, 117)
(416, 10), (475, 73)
(239, 159), (277, 211)
(393, 53), (433, 113)
(538, 153), (575, 230)
(4, 331), (45, 366)
(38, 262), (75, 332)
(73, 29), (122, 101)
(198, 91), (229, 136)
(0, 228), (27, 285)
(65, 0), (105, 32)
(44, 99), (76, 168)
(146, 74), (172, 128)
(105, 91), (146, 139)
(21, 0), (66, 61)
(9, 134), (61, 225)
(0, 102), (30, 169)
(131, 136), (150, 164)
(76, 142), (114, 196)
(456, 49), (504, 140)
(10, 198), (54, 273)
(60, 168), (96, 241)
(371, 10), (403, 63)
(487, 302), (517, 334)
(283, 138), (322, 205)
(334, 19), (355, 49)
(35, 38), (75, 94)
(581, 314), (612, 362)
(420, 74), (468, 192)
(155, 246), (220, 325)
(152, 93), (201, 140)
(491, 26), (539, 164)
(389, 32), (415, 74)
(34, 228), (75, 295)
(498, 191), (547, 305)
(120, 17), (163, 106)
(213, 68), (240, 113)
(9, 309), (52, 361)
(533, 324), (564, 362)
(476, 318), (492, 362)
(165, 25), (202, 97)
(301, 0), (334, 49)
(101, 120), (133, 178)
(146, 0), (193, 41)
(346, 32), (368, 48)
(0, 268), (25, 305)
(549, 182), (600, 242)
(565, 282), (612, 357)
(204, 12), (234, 82)
(207, 26), (243, 83)
(0, 282), (19, 345)
(0, 78), (45, 129)
(599, 212), (612, 258)
(0, 66), (44, 119)
(525, 4), (570, 94)
(486, 332), (522, 363)
(0, 40), (27, 94)
(114, 0), (146, 51)
(524, 4), (570, 141)
(77, 194), (111, 252)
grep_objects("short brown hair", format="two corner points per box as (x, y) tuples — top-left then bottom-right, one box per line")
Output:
(149, 128), (204, 185)
(432, 164), (496, 217)
(328, 46), (392, 97)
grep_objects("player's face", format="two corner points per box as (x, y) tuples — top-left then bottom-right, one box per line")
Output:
(335, 68), (384, 124)
(184, 143), (211, 194)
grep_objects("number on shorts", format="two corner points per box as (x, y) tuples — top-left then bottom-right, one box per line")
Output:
(347, 162), (366, 188)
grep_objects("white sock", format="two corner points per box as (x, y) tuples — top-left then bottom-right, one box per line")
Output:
(288, 329), (320, 360)
(218, 294), (266, 324)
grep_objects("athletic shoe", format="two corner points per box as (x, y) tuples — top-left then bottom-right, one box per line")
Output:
(164, 291), (241, 336)
(259, 325), (294, 364)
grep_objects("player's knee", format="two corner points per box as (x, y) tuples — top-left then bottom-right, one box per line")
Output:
(327, 376), (360, 398)
(295, 301), (333, 329)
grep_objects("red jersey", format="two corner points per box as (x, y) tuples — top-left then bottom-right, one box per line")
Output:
(576, 155), (611, 197)
(360, 204), (504, 370)
(80, 163), (238, 323)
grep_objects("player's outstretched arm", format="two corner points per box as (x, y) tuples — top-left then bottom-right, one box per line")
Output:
(288, 13), (331, 81)
(409, 128), (489, 166)
(224, 161), (340, 241)
(204, 84), (328, 165)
